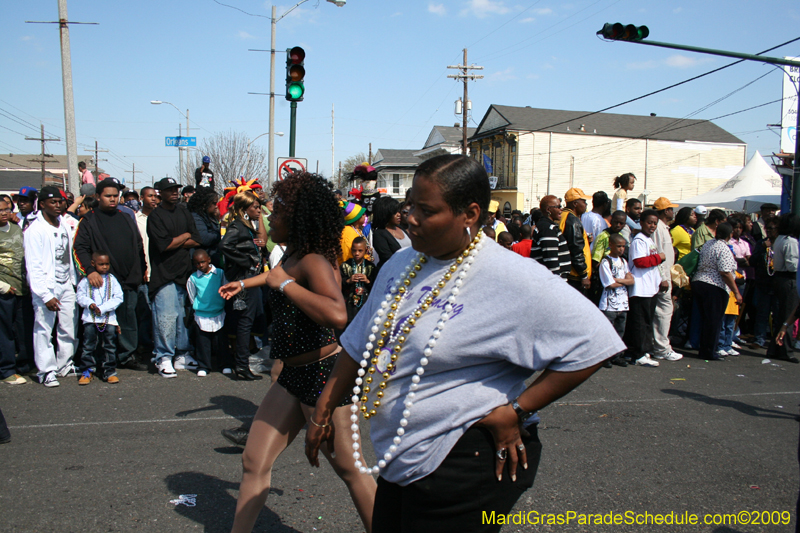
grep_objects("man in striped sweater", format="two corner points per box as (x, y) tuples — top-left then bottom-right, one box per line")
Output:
(531, 195), (571, 279)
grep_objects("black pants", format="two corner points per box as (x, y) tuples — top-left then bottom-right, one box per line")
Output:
(624, 296), (655, 360)
(691, 281), (728, 360)
(115, 288), (138, 365)
(372, 426), (542, 533)
(767, 275), (799, 360)
(226, 286), (262, 369)
(195, 328), (226, 371)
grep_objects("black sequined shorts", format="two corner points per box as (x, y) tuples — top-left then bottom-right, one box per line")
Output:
(277, 353), (352, 407)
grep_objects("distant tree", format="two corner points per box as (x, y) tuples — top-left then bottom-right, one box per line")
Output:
(174, 130), (268, 195)
(335, 152), (368, 190)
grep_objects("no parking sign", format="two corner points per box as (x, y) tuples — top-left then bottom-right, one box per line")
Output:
(277, 158), (307, 180)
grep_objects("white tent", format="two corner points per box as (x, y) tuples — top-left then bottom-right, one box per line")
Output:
(674, 151), (782, 212)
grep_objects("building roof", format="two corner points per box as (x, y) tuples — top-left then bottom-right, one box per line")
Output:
(373, 149), (423, 168)
(0, 170), (65, 192)
(472, 105), (744, 145)
(422, 125), (477, 149)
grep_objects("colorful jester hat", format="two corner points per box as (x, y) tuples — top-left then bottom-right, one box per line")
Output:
(347, 162), (378, 201)
(218, 177), (263, 217)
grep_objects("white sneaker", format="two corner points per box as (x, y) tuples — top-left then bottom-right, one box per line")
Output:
(222, 368), (233, 375)
(43, 372), (60, 387)
(156, 358), (177, 378)
(731, 342), (741, 349)
(654, 351), (683, 361)
(57, 364), (78, 378)
(726, 348), (740, 356)
(183, 355), (200, 368)
(196, 370), (207, 377)
(635, 356), (659, 367)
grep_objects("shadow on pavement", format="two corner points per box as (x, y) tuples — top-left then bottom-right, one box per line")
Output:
(175, 395), (259, 419)
(165, 471), (299, 533)
(662, 389), (799, 420)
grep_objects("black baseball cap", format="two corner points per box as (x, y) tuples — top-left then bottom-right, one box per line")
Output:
(154, 177), (180, 191)
(39, 186), (63, 201)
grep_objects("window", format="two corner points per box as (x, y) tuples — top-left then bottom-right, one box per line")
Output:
(393, 174), (401, 195)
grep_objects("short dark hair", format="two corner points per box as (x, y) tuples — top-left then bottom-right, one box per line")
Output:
(352, 236), (367, 247)
(192, 249), (210, 260)
(182, 186), (195, 195)
(761, 203), (779, 211)
(92, 250), (110, 260)
(715, 222), (733, 241)
(140, 186), (155, 196)
(641, 209), (659, 223)
(520, 224), (532, 239)
(626, 198), (641, 209)
(674, 206), (694, 226)
(609, 233), (626, 246)
(592, 191), (609, 208)
(497, 231), (513, 242)
(414, 155), (491, 226)
(611, 210), (627, 221)
(707, 209), (727, 225)
(78, 161), (86, 169)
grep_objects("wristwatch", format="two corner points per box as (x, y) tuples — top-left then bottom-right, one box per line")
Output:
(511, 399), (534, 423)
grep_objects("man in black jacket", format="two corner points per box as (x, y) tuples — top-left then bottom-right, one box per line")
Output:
(148, 178), (202, 378)
(560, 187), (592, 295)
(73, 178), (148, 370)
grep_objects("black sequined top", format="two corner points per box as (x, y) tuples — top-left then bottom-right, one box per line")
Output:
(268, 288), (337, 360)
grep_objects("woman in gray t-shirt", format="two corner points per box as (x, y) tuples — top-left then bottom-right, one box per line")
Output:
(306, 155), (624, 532)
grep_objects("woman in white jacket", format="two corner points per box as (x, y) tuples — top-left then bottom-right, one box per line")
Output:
(23, 187), (78, 387)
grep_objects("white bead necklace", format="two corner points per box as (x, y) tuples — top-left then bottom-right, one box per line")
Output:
(350, 232), (485, 475)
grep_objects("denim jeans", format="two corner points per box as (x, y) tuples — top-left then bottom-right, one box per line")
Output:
(80, 323), (117, 378)
(602, 310), (628, 340)
(151, 283), (192, 363)
(136, 284), (153, 350)
(718, 314), (736, 353)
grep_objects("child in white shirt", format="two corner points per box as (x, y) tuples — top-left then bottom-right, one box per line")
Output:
(599, 234), (634, 367)
(76, 252), (124, 384)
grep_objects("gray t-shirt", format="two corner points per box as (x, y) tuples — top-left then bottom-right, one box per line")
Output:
(340, 238), (626, 485)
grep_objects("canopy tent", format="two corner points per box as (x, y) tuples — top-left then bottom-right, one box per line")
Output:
(674, 151), (782, 213)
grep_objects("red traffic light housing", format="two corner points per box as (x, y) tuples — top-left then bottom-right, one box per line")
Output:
(597, 23), (649, 41)
(285, 46), (305, 102)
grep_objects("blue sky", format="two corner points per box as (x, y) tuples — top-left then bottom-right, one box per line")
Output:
(1, 0), (798, 187)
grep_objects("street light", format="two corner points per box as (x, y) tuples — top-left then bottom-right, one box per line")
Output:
(246, 132), (284, 180)
(265, 0), (345, 185)
(151, 100), (190, 185)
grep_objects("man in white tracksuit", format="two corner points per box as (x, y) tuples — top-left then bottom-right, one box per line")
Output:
(24, 186), (78, 387)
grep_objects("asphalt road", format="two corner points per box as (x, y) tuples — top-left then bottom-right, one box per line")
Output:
(1, 343), (798, 533)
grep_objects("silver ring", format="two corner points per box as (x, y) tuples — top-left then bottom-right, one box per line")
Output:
(517, 444), (525, 452)
(496, 448), (507, 460)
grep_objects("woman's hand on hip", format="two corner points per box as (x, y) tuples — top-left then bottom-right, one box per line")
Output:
(475, 403), (528, 482)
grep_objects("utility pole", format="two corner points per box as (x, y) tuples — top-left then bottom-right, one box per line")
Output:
(178, 123), (184, 185)
(447, 48), (483, 155)
(368, 143), (372, 165)
(331, 104), (335, 182)
(25, 124), (59, 189)
(93, 140), (108, 177)
(125, 163), (140, 192)
(26, 4), (97, 195)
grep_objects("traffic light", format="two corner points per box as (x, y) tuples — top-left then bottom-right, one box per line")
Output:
(597, 23), (649, 41)
(285, 46), (305, 102)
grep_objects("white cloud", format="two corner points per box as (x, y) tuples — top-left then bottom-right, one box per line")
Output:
(626, 55), (713, 70)
(673, 7), (683, 13)
(237, 31), (256, 40)
(391, 11), (403, 17)
(665, 54), (712, 68)
(489, 67), (517, 81)
(532, 7), (553, 15)
(460, 0), (510, 18)
(520, 17), (536, 23)
(20, 35), (34, 41)
(428, 3), (446, 15)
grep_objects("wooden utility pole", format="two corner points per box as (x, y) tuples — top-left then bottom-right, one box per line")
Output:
(447, 48), (483, 155)
(25, 124), (59, 189)
(368, 143), (372, 165)
(125, 163), (140, 192)
(93, 140), (108, 177)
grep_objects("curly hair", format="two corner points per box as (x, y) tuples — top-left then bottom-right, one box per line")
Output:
(187, 186), (219, 216)
(271, 172), (343, 265)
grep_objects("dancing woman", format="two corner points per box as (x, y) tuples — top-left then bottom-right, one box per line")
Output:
(220, 173), (376, 532)
(306, 155), (625, 532)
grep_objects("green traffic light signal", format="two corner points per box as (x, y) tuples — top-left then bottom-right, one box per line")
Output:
(597, 22), (649, 41)
(285, 46), (306, 102)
